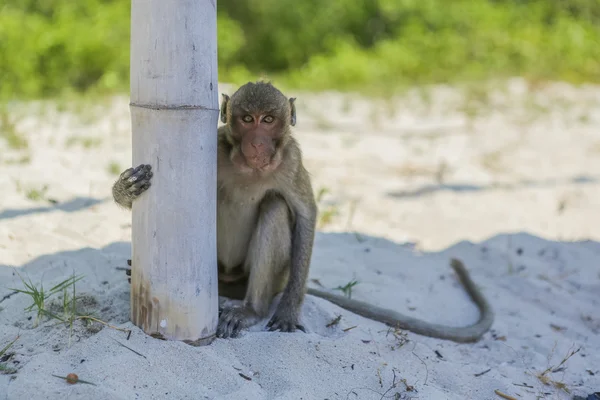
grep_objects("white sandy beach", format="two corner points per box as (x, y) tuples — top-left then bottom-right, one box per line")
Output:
(1, 78), (599, 399)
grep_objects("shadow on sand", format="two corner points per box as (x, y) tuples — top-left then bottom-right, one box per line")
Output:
(386, 174), (599, 199)
(0, 197), (108, 221)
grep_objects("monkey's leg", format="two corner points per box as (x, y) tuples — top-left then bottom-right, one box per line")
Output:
(265, 209), (314, 334)
(216, 193), (291, 339)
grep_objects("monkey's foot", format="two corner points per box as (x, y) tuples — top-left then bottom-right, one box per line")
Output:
(217, 305), (262, 339)
(266, 310), (306, 333)
(125, 259), (132, 284)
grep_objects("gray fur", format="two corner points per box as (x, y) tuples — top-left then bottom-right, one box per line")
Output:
(114, 81), (494, 343)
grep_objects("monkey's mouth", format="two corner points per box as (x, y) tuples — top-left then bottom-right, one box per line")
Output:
(246, 156), (271, 169)
(233, 149), (279, 172)
(240, 151), (273, 170)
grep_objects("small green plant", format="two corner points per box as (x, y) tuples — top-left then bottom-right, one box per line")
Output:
(0, 335), (19, 374)
(1, 130), (28, 150)
(315, 187), (340, 228)
(65, 136), (102, 149)
(318, 207), (339, 228)
(315, 187), (328, 203)
(334, 279), (359, 299)
(10, 271), (131, 343)
(10, 272), (84, 327)
(0, 109), (28, 150)
(14, 181), (52, 202)
(107, 161), (121, 176)
(51, 273), (86, 347)
(5, 154), (31, 165)
(25, 185), (49, 201)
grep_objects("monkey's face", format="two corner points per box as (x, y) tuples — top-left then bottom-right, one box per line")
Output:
(229, 108), (287, 172)
(221, 82), (296, 173)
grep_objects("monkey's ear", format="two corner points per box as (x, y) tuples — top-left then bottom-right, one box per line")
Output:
(220, 94), (230, 124)
(289, 97), (297, 126)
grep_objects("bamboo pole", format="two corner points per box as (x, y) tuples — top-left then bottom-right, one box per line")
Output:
(129, 0), (219, 345)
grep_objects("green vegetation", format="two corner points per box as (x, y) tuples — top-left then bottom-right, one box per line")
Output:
(315, 187), (340, 228)
(1, 0), (599, 100)
(65, 135), (102, 149)
(10, 272), (131, 347)
(334, 279), (360, 299)
(107, 161), (121, 176)
(0, 107), (28, 149)
(0, 336), (19, 374)
(25, 186), (49, 201)
(9, 272), (84, 327)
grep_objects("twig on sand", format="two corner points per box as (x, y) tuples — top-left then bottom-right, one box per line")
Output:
(474, 368), (491, 377)
(238, 372), (252, 381)
(494, 389), (518, 400)
(533, 345), (580, 394)
(110, 337), (146, 358)
(411, 343), (429, 385)
(52, 373), (97, 386)
(539, 346), (580, 377)
(512, 382), (533, 388)
(326, 315), (342, 328)
(0, 291), (18, 303)
(345, 367), (415, 400)
(379, 368), (399, 399)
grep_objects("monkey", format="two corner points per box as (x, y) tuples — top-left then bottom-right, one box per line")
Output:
(113, 81), (494, 343)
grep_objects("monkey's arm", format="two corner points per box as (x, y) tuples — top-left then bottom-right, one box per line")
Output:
(266, 167), (318, 332)
(307, 258), (494, 343)
(112, 164), (153, 209)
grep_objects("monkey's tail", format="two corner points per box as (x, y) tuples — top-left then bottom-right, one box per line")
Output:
(306, 258), (494, 343)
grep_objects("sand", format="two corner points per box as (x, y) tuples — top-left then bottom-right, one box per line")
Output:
(1, 78), (599, 399)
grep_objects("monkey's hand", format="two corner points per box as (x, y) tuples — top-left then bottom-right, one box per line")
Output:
(266, 308), (306, 334)
(112, 164), (153, 209)
(217, 305), (262, 339)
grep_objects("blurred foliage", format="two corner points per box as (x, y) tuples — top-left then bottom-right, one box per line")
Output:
(1, 0), (599, 100)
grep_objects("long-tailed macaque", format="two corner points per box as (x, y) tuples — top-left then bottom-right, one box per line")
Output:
(113, 81), (494, 342)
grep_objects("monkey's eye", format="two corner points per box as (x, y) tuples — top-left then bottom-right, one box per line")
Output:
(262, 115), (274, 123)
(242, 115), (254, 123)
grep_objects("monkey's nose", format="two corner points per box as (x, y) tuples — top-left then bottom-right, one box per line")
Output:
(251, 142), (263, 149)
